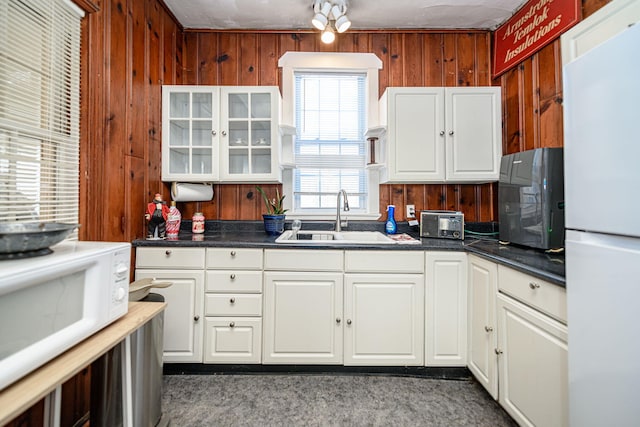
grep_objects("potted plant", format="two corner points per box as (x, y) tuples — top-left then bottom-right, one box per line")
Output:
(256, 186), (288, 235)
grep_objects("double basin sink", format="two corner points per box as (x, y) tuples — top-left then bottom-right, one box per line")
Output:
(275, 230), (399, 245)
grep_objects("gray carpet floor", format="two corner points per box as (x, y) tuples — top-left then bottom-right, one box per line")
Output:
(162, 374), (517, 426)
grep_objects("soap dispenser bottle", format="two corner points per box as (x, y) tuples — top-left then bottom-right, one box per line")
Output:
(385, 205), (397, 234)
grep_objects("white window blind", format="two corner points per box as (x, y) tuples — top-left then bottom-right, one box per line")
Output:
(0, 0), (82, 226)
(294, 72), (367, 211)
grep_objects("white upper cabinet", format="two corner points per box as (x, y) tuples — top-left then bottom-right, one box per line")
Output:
(162, 86), (219, 182)
(162, 85), (281, 183)
(378, 86), (501, 183)
(219, 86), (281, 182)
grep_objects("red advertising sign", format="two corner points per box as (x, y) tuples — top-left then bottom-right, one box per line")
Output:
(493, 0), (580, 78)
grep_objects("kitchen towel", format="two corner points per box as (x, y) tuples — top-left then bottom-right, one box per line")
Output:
(171, 182), (214, 202)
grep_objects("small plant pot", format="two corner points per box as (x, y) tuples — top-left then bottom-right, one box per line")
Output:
(262, 214), (286, 235)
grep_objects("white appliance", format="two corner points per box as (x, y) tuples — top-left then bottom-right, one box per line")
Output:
(563, 22), (640, 426)
(0, 241), (131, 391)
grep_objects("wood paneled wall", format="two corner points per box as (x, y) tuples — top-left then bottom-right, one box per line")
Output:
(77, 0), (612, 242)
(79, 0), (182, 242)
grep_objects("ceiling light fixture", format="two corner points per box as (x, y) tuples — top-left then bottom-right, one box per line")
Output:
(312, 0), (350, 43)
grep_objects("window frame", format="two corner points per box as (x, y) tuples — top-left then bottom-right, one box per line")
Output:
(278, 52), (383, 220)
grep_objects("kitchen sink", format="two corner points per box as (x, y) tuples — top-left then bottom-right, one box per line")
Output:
(275, 230), (397, 245)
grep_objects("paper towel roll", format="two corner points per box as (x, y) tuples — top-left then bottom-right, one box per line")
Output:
(171, 182), (214, 202)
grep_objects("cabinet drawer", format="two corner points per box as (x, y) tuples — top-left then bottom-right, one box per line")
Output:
(206, 271), (263, 293)
(205, 294), (262, 316)
(498, 265), (567, 323)
(345, 251), (424, 273)
(203, 317), (262, 364)
(206, 248), (263, 269)
(264, 249), (343, 271)
(135, 247), (205, 269)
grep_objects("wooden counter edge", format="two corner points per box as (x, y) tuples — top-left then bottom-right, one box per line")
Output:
(0, 301), (167, 425)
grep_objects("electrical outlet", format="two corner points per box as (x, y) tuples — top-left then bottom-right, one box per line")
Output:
(406, 204), (415, 218)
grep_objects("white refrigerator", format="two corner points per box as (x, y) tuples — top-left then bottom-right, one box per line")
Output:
(563, 22), (640, 426)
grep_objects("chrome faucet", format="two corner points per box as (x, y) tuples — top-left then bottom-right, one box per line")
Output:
(335, 189), (350, 232)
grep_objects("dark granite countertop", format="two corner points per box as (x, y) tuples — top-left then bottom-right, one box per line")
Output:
(134, 220), (565, 287)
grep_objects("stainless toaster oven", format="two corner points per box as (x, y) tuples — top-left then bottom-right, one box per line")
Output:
(420, 210), (464, 240)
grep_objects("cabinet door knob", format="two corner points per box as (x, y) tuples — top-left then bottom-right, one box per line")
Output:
(336, 318), (341, 324)
(212, 130), (217, 136)
(494, 348), (503, 355)
(448, 130), (454, 136)
(230, 250), (236, 257)
(222, 130), (227, 136)
(229, 322), (235, 328)
(230, 274), (236, 280)
(346, 319), (352, 325)
(230, 297), (236, 304)
(439, 130), (445, 136)
(484, 326), (493, 332)
(194, 315), (200, 322)
(165, 250), (172, 256)
(529, 282), (540, 289)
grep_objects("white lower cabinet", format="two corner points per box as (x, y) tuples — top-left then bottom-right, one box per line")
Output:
(465, 257), (569, 426)
(263, 249), (344, 364)
(343, 273), (424, 365)
(496, 293), (568, 427)
(467, 254), (498, 399)
(425, 252), (467, 366)
(263, 271), (344, 364)
(343, 250), (425, 366)
(135, 247), (205, 363)
(263, 249), (424, 366)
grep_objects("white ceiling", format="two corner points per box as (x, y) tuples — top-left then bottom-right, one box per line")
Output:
(165, 0), (528, 31)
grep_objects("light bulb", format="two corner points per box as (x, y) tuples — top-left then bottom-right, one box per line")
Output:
(321, 25), (335, 44)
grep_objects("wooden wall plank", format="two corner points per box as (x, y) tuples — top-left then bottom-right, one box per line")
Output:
(456, 33), (475, 86)
(163, 12), (176, 84)
(146, 0), (164, 203)
(521, 60), (537, 151)
(126, 155), (146, 239)
(502, 67), (521, 155)
(475, 33), (491, 86)
(402, 33), (423, 86)
(423, 34), (443, 86)
(258, 34), (279, 86)
(128, 0), (146, 159)
(105, 0), (127, 240)
(183, 33), (199, 84)
(239, 34), (259, 85)
(371, 34), (390, 94)
(442, 34), (457, 86)
(197, 33), (218, 85)
(219, 33), (239, 85)
(388, 34), (403, 86)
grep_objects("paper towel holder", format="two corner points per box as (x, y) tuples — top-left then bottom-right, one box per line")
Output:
(171, 182), (215, 202)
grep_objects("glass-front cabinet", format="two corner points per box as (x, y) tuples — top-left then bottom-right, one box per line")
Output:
(161, 85), (281, 183)
(220, 87), (280, 182)
(162, 86), (219, 182)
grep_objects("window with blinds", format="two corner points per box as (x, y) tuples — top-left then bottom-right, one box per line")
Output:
(0, 0), (82, 226)
(294, 72), (367, 211)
